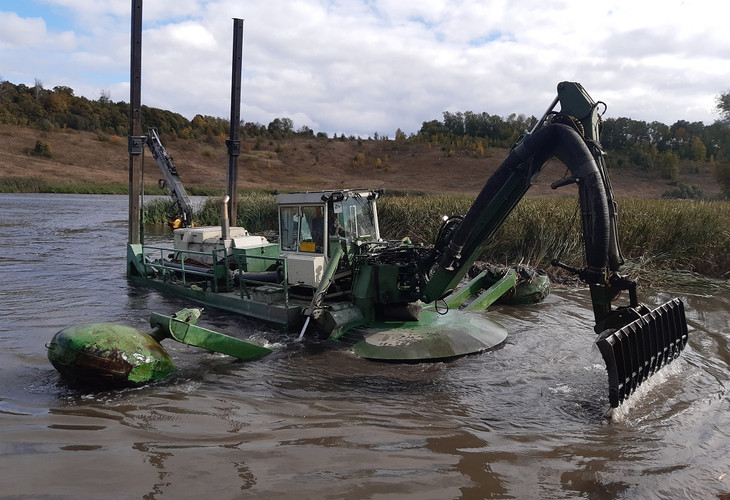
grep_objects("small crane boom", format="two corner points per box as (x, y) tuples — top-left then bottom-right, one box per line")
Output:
(146, 128), (194, 228)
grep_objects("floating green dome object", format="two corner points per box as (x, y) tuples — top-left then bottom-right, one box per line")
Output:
(47, 322), (176, 386)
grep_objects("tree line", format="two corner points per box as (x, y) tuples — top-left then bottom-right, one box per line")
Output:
(416, 108), (730, 163)
(413, 94), (730, 196)
(0, 79), (316, 142)
(1, 78), (729, 195)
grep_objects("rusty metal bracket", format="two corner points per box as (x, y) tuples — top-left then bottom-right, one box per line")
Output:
(128, 135), (147, 155)
(226, 138), (241, 156)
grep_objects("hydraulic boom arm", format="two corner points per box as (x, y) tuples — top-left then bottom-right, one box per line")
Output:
(420, 82), (688, 407)
(422, 82), (618, 306)
(146, 128), (194, 228)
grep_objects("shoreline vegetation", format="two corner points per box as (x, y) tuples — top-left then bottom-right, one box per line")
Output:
(142, 193), (730, 286)
(0, 176), (224, 196)
(1, 178), (728, 286)
(2, 179), (728, 287)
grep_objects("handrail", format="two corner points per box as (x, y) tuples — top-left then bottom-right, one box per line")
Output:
(232, 251), (288, 302)
(141, 244), (288, 300)
(142, 245), (228, 291)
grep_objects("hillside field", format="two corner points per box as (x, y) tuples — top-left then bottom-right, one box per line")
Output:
(0, 124), (723, 198)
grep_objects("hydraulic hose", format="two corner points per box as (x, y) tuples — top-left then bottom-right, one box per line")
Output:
(524, 123), (610, 275)
(437, 123), (609, 285)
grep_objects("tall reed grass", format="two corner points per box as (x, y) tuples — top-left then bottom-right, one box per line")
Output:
(0, 177), (224, 195)
(196, 191), (278, 233)
(0, 176), (130, 194)
(144, 191), (277, 232)
(143, 192), (730, 280)
(379, 195), (730, 279)
(377, 195), (585, 268)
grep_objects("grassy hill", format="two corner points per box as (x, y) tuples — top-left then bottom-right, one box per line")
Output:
(0, 124), (723, 198)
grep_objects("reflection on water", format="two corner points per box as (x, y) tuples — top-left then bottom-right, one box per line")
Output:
(1, 194), (729, 499)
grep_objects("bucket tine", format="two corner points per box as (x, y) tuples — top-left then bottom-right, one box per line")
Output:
(596, 298), (688, 408)
(646, 316), (658, 375)
(597, 333), (622, 407)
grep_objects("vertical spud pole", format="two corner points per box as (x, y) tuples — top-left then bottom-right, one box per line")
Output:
(226, 18), (244, 227)
(128, 0), (143, 244)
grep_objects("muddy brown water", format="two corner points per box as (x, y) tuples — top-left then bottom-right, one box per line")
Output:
(1, 193), (729, 499)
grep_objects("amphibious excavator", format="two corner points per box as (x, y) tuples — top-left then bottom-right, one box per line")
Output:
(50, 8), (690, 409)
(122, 80), (689, 407)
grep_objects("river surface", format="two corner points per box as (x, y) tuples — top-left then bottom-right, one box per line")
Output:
(0, 193), (729, 499)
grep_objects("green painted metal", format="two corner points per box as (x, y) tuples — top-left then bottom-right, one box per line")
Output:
(445, 268), (549, 310)
(47, 322), (176, 385)
(149, 310), (273, 360)
(232, 245), (281, 273)
(306, 242), (345, 317)
(306, 243), (368, 337)
(556, 81), (602, 142)
(128, 243), (303, 331)
(321, 303), (366, 340)
(47, 307), (273, 386)
(445, 269), (492, 309)
(351, 308), (507, 361)
(509, 274), (550, 305)
(463, 269), (517, 311)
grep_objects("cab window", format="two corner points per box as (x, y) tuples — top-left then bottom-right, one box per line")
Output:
(342, 196), (377, 241)
(279, 205), (326, 254)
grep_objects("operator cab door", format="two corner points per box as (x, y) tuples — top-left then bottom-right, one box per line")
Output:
(279, 203), (328, 288)
(277, 190), (381, 288)
(279, 204), (327, 255)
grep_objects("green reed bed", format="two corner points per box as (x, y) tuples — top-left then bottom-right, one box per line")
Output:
(141, 197), (174, 224)
(377, 195), (586, 270)
(616, 199), (730, 279)
(143, 193), (730, 280)
(0, 176), (224, 195)
(0, 176), (130, 194)
(145, 191), (277, 232)
(379, 195), (730, 279)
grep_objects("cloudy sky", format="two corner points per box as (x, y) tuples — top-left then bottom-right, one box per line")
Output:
(1, 0), (727, 137)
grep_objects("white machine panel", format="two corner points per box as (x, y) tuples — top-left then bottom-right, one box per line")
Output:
(286, 254), (325, 287)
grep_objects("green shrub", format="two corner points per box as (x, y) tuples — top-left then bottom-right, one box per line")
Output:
(661, 183), (704, 200)
(716, 162), (730, 197)
(656, 151), (679, 180)
(351, 152), (366, 169)
(31, 140), (52, 158)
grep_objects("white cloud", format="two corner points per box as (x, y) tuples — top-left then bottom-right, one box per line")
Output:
(0, 11), (76, 50)
(0, 12), (48, 48)
(2, 0), (728, 137)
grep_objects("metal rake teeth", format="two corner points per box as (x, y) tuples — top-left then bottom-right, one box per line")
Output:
(596, 298), (689, 408)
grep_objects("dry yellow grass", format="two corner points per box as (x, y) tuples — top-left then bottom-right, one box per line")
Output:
(1, 124), (724, 198)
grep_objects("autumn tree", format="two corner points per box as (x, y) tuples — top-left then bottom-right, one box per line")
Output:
(656, 151), (680, 180)
(267, 117), (293, 137)
(394, 128), (406, 143)
(690, 137), (707, 161)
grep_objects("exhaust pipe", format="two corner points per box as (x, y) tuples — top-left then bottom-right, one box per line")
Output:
(221, 195), (230, 241)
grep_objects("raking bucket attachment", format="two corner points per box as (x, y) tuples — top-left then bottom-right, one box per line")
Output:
(596, 298), (689, 408)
